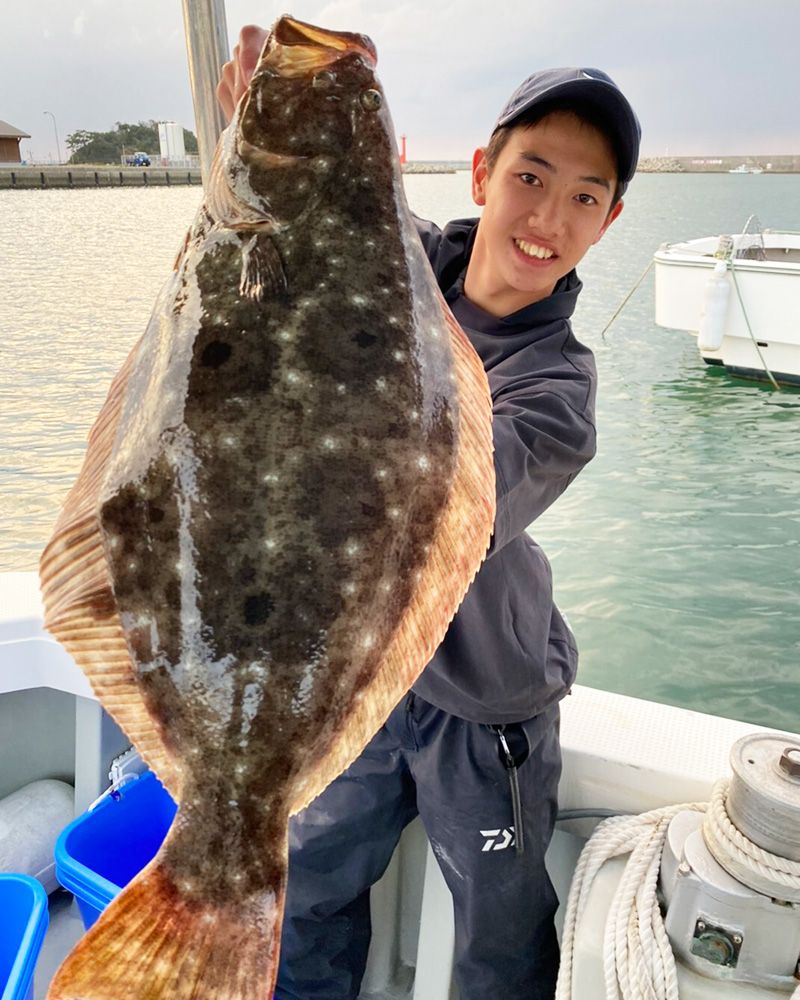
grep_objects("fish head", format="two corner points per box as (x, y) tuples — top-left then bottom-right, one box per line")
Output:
(209, 16), (397, 229)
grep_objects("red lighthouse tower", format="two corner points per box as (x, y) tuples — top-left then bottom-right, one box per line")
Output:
(399, 135), (407, 166)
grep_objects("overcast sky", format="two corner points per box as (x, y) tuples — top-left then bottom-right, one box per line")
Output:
(2, 0), (798, 163)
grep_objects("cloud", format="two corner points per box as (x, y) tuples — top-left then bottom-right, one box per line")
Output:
(3, 0), (800, 162)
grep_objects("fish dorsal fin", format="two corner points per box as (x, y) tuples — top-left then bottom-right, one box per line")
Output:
(39, 336), (182, 800)
(290, 295), (495, 814)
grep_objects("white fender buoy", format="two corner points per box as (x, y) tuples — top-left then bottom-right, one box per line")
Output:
(698, 260), (730, 352)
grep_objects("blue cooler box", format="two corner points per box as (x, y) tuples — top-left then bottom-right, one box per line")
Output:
(0, 873), (49, 1000)
(54, 772), (177, 930)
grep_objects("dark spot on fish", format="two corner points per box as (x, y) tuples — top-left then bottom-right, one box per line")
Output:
(148, 503), (165, 523)
(237, 564), (257, 585)
(201, 341), (233, 368)
(361, 502), (378, 517)
(165, 579), (181, 611)
(353, 330), (377, 348)
(244, 592), (275, 626)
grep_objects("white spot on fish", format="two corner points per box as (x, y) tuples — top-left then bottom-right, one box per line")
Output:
(279, 330), (293, 342)
(382, 582), (392, 592)
(418, 456), (430, 471)
(317, 281), (327, 291)
(109, 536), (119, 549)
(389, 508), (400, 518)
(286, 371), (301, 384)
(393, 350), (405, 361)
(264, 538), (277, 550)
(375, 378), (387, 391)
(388, 316), (399, 326)
(223, 436), (237, 446)
(322, 437), (337, 450)
(362, 634), (375, 650)
(336, 384), (346, 394)
(376, 469), (387, 480)
(263, 473), (279, 483)
(344, 541), (359, 557)
(241, 682), (263, 736)
(343, 582), (356, 595)
(351, 294), (369, 307)
(229, 800), (238, 807)
(128, 560), (137, 571)
(235, 763), (246, 775)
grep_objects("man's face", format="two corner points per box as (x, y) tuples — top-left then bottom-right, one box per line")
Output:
(465, 111), (623, 317)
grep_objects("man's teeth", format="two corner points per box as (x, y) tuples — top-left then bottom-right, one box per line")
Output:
(515, 239), (554, 259)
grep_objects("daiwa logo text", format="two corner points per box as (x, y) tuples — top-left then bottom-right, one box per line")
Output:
(480, 827), (516, 851)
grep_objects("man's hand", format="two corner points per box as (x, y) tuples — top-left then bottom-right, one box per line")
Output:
(217, 25), (269, 121)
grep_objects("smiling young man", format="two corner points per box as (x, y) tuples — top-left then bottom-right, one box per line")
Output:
(218, 39), (640, 1000)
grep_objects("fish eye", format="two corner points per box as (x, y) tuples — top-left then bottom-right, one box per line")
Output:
(361, 89), (382, 111)
(313, 70), (336, 88)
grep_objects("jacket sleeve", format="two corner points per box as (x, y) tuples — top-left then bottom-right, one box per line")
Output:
(486, 353), (597, 557)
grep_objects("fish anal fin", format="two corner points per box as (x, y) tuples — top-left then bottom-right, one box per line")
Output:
(48, 861), (283, 1000)
(291, 296), (495, 813)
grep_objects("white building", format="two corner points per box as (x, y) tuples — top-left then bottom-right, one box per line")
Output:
(157, 121), (189, 166)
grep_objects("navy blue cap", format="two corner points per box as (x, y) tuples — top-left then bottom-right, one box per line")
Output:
(492, 67), (641, 190)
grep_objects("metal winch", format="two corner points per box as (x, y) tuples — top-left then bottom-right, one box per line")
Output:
(660, 732), (800, 991)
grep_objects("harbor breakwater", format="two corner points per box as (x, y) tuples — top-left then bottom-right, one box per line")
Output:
(0, 161), (457, 190)
(639, 154), (800, 173)
(0, 165), (203, 189)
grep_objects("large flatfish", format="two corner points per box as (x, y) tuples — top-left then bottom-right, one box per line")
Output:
(40, 15), (494, 1000)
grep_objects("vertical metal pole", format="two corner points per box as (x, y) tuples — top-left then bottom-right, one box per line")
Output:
(181, 0), (230, 189)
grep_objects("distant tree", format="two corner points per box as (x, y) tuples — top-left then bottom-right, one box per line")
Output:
(65, 120), (200, 164)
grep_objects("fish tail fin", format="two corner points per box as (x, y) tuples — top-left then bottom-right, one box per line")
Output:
(47, 861), (284, 1000)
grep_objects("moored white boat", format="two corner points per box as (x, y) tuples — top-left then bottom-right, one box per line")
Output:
(654, 229), (800, 387)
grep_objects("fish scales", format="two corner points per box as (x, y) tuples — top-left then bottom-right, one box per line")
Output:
(40, 15), (495, 1000)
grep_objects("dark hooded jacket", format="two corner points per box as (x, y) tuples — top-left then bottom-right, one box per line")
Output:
(411, 217), (597, 723)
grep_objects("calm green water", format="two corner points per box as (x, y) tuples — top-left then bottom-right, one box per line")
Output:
(1, 173), (798, 732)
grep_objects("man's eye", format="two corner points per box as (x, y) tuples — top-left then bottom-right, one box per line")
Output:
(520, 173), (541, 186)
(576, 193), (597, 205)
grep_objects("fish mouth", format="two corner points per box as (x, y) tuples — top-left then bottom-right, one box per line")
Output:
(261, 14), (377, 76)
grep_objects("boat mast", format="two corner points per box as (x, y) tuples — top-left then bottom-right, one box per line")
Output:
(181, 0), (230, 187)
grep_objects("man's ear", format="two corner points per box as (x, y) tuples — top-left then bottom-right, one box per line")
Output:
(593, 199), (624, 245)
(471, 148), (489, 207)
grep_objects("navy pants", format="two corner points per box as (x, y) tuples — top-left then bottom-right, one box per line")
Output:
(275, 692), (562, 1000)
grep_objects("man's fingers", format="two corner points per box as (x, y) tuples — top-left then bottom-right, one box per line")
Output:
(217, 25), (269, 122)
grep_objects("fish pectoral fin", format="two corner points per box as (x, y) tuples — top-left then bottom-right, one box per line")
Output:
(47, 861), (284, 1000)
(239, 231), (288, 303)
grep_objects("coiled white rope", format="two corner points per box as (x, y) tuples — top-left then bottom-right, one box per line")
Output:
(555, 783), (800, 1000)
(704, 779), (800, 903)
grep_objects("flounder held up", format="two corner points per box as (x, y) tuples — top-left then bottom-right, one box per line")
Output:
(40, 15), (494, 1000)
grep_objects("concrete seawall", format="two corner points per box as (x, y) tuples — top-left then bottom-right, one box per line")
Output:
(0, 163), (457, 189)
(0, 166), (203, 190)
